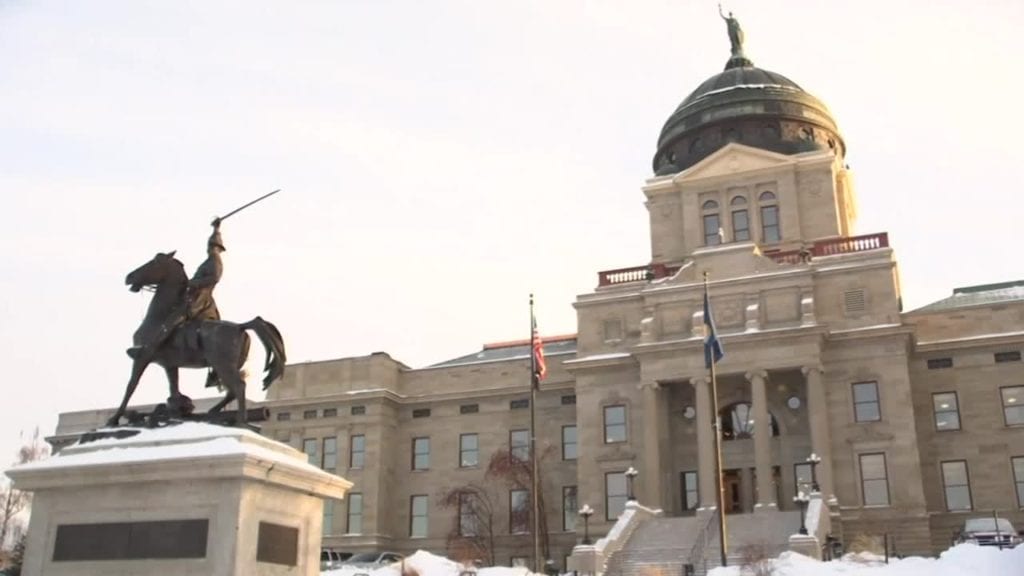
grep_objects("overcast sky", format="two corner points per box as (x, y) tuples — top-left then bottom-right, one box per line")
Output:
(1, 0), (1022, 466)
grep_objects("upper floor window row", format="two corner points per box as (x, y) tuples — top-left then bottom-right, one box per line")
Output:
(701, 191), (780, 246)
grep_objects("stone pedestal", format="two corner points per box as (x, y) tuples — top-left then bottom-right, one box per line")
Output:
(8, 423), (352, 576)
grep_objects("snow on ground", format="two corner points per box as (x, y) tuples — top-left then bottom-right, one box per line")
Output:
(323, 550), (539, 576)
(709, 543), (1024, 576)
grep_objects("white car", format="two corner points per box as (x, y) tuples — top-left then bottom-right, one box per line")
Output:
(957, 517), (1021, 548)
(341, 551), (404, 570)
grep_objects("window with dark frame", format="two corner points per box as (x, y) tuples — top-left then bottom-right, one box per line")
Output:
(510, 399), (529, 410)
(412, 437), (430, 470)
(1012, 457), (1024, 508)
(605, 472), (628, 520)
(731, 196), (750, 242)
(459, 493), (477, 536)
(459, 433), (479, 468)
(859, 453), (890, 506)
(302, 438), (317, 466)
(346, 493), (363, 534)
(681, 471), (698, 511)
(561, 394), (577, 405)
(852, 382), (881, 422)
(563, 486), (578, 531)
(303, 409), (317, 420)
(351, 405), (366, 415)
(702, 200), (721, 246)
(510, 429), (529, 461)
(349, 435), (365, 469)
(794, 463), (812, 495)
(562, 425), (578, 460)
(995, 351), (1022, 363)
(509, 489), (530, 534)
(276, 412), (291, 421)
(758, 191), (780, 243)
(410, 495), (428, 538)
(932, 392), (961, 431)
(412, 408), (431, 418)
(323, 408), (337, 418)
(940, 460), (972, 511)
(322, 437), (337, 471)
(1002, 386), (1024, 426)
(604, 405), (627, 443)
(927, 358), (953, 370)
(460, 403), (479, 414)
(323, 500), (334, 536)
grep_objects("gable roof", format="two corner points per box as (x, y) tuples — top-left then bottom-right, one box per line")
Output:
(428, 335), (577, 368)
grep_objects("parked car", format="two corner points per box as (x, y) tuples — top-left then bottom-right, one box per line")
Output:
(341, 551), (404, 570)
(320, 549), (353, 571)
(956, 517), (1021, 548)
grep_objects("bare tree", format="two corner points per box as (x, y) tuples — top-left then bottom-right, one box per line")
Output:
(1, 429), (50, 550)
(485, 446), (555, 563)
(439, 483), (498, 566)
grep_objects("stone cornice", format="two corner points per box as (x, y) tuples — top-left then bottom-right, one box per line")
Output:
(826, 323), (913, 342)
(913, 330), (1024, 354)
(562, 353), (639, 373)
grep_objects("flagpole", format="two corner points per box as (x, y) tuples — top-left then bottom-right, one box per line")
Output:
(529, 294), (542, 573)
(705, 272), (729, 567)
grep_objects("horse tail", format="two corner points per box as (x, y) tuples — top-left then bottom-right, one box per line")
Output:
(240, 316), (286, 390)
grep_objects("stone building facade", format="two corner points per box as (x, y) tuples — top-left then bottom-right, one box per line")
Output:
(53, 33), (1024, 569)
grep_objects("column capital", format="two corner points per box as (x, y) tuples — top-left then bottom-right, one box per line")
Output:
(744, 370), (768, 382)
(801, 365), (824, 377)
(689, 376), (709, 387)
(637, 380), (663, 391)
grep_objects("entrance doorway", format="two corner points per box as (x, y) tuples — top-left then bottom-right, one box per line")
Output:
(723, 469), (741, 513)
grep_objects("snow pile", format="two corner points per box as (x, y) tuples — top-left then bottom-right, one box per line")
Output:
(708, 543), (1024, 576)
(323, 550), (537, 576)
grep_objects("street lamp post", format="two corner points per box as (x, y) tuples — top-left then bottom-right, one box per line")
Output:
(625, 466), (639, 502)
(793, 492), (809, 535)
(806, 453), (822, 493)
(578, 504), (594, 544)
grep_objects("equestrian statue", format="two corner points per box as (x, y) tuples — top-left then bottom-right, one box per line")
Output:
(108, 190), (286, 427)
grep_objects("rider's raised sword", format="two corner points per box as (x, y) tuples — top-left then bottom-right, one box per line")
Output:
(214, 189), (281, 225)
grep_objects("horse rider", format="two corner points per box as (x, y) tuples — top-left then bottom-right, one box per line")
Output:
(127, 219), (225, 359)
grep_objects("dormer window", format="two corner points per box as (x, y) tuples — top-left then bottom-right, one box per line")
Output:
(758, 191), (780, 243)
(730, 196), (750, 241)
(702, 200), (721, 246)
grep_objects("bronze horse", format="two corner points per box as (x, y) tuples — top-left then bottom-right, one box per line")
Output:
(107, 251), (286, 426)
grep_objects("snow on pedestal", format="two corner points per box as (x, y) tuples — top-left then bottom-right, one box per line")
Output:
(8, 422), (352, 576)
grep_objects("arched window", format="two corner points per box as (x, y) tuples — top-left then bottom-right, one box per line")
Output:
(719, 402), (779, 440)
(702, 200), (721, 246)
(730, 196), (750, 242)
(758, 191), (780, 243)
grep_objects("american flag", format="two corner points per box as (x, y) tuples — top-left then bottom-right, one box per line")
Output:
(531, 312), (547, 388)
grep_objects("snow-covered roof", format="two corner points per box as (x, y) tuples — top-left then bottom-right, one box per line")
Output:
(909, 280), (1024, 313)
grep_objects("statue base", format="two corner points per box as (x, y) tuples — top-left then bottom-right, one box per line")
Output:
(8, 422), (352, 576)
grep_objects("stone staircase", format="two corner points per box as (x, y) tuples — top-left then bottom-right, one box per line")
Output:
(603, 510), (802, 576)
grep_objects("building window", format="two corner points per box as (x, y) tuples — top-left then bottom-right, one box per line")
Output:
(758, 191), (780, 243)
(410, 495), (428, 538)
(350, 435), (365, 469)
(681, 471), (698, 511)
(720, 402), (779, 439)
(859, 453), (890, 506)
(413, 408), (431, 418)
(794, 463), (812, 495)
(604, 405), (627, 443)
(323, 499), (334, 535)
(933, 392), (961, 431)
(941, 460), (972, 511)
(606, 472), (628, 520)
(562, 425), (578, 461)
(323, 408), (338, 418)
(510, 489), (530, 534)
(303, 409), (317, 419)
(927, 358), (953, 370)
(412, 437), (430, 470)
(460, 403), (479, 414)
(346, 493), (363, 534)
(510, 429), (529, 461)
(510, 398), (530, 410)
(1012, 457), (1024, 507)
(995, 351), (1022, 363)
(561, 394), (577, 405)
(276, 412), (291, 421)
(351, 405), (366, 415)
(303, 438), (317, 466)
(1002, 386), (1024, 426)
(731, 196), (750, 241)
(322, 437), (337, 471)
(852, 381), (881, 422)
(702, 200), (721, 246)
(563, 486), (578, 531)
(459, 493), (478, 536)
(460, 433), (479, 468)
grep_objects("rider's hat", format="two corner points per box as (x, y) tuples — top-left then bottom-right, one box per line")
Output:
(208, 229), (226, 251)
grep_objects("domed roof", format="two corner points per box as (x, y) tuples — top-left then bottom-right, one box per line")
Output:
(652, 60), (844, 175)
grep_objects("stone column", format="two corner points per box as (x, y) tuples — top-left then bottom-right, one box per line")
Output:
(639, 380), (665, 509)
(803, 365), (834, 499)
(747, 370), (776, 510)
(691, 376), (716, 509)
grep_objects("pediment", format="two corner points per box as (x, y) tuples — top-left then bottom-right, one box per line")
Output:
(674, 143), (796, 183)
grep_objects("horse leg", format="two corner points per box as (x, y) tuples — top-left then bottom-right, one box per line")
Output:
(207, 388), (235, 414)
(107, 359), (150, 427)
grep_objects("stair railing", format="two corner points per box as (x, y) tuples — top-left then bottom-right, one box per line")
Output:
(684, 512), (718, 575)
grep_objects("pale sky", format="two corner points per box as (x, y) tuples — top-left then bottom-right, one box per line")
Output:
(1, 1), (1023, 468)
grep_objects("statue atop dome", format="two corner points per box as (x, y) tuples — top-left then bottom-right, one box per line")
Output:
(718, 4), (746, 60)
